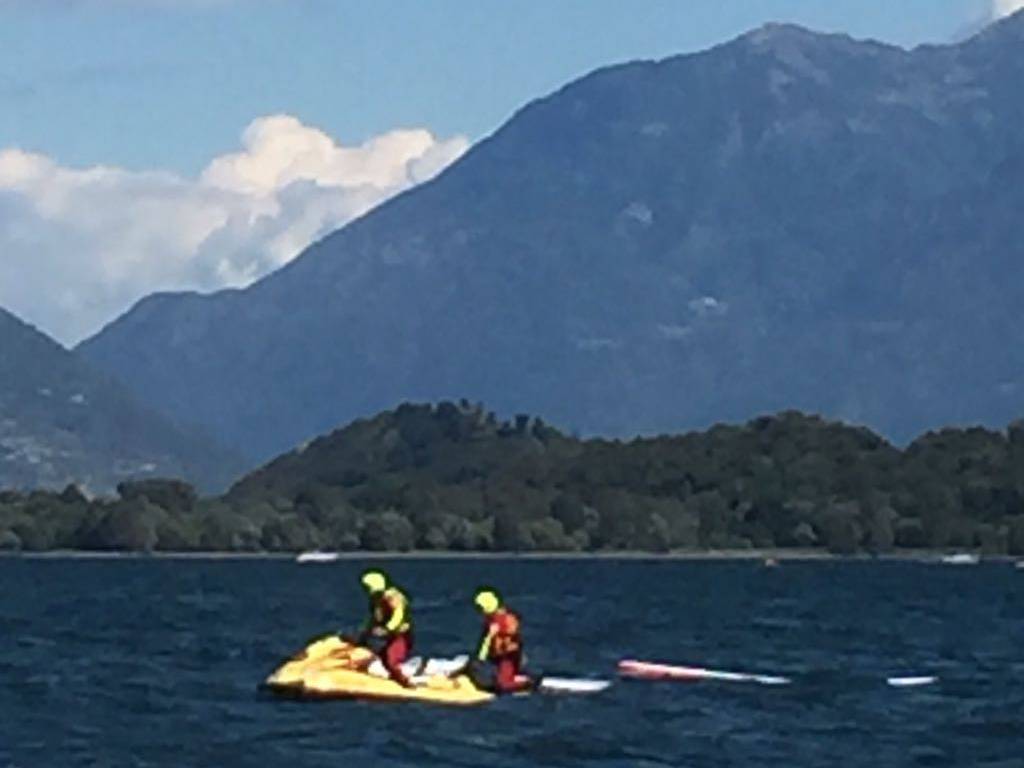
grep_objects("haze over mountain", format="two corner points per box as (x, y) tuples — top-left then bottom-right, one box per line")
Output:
(80, 12), (1024, 462)
(0, 307), (242, 492)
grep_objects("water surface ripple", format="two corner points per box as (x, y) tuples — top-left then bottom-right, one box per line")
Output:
(1, 558), (1022, 767)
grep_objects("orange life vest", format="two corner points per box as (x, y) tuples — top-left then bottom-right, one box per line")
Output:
(487, 607), (522, 657)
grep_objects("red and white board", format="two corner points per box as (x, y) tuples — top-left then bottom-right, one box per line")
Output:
(618, 659), (790, 686)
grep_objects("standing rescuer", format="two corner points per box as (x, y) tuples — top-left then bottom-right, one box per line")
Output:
(473, 588), (534, 694)
(357, 569), (413, 688)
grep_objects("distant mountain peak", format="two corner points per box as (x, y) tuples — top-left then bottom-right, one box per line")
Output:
(737, 20), (899, 70)
(745, 21), (821, 44)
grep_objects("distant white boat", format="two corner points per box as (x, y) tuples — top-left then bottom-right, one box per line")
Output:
(1015, 561), (1024, 570)
(940, 553), (979, 565)
(296, 551), (340, 564)
(887, 676), (938, 687)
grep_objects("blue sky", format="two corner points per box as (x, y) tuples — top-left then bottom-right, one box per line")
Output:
(0, 0), (999, 174)
(0, 0), (1014, 344)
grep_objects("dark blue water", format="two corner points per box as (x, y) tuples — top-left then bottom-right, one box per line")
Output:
(1, 557), (1022, 767)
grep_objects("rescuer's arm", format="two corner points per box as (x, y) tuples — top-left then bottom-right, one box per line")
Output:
(384, 594), (406, 634)
(477, 625), (496, 661)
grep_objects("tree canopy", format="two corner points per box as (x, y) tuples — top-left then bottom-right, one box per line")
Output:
(3, 402), (1024, 555)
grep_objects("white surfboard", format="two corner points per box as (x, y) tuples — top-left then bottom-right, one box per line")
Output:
(539, 677), (611, 694)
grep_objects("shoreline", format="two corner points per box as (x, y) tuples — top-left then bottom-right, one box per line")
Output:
(2, 548), (1021, 563)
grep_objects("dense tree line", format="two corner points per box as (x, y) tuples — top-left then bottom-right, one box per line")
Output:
(3, 402), (1024, 555)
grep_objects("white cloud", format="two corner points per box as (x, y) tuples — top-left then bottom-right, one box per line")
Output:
(993, 0), (1024, 18)
(0, 115), (469, 345)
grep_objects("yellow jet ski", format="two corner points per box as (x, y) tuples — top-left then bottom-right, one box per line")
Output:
(263, 635), (495, 706)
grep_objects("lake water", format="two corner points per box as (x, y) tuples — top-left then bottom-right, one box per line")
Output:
(1, 557), (1022, 767)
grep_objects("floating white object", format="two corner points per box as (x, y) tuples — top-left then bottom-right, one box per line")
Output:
(403, 659), (610, 694)
(618, 659), (790, 685)
(539, 677), (611, 694)
(366, 655), (474, 682)
(886, 676), (938, 687)
(296, 551), (340, 563)
(422, 656), (469, 677)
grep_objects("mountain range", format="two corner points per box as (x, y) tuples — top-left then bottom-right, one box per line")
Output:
(79, 12), (1024, 463)
(0, 307), (242, 492)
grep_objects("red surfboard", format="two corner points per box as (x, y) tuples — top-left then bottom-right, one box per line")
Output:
(618, 659), (790, 685)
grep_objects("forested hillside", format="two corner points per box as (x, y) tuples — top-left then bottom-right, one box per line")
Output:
(3, 403), (1023, 554)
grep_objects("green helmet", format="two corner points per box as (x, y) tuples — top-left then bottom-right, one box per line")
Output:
(360, 569), (388, 594)
(474, 588), (501, 614)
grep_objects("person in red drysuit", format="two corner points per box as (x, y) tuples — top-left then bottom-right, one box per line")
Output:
(472, 588), (535, 694)
(357, 569), (413, 688)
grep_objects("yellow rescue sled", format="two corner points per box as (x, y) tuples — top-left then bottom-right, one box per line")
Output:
(263, 636), (494, 706)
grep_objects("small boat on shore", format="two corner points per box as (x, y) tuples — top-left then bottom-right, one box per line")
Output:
(887, 676), (938, 687)
(939, 553), (979, 565)
(296, 551), (340, 564)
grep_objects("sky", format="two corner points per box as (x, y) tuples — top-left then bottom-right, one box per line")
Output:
(0, 0), (1018, 345)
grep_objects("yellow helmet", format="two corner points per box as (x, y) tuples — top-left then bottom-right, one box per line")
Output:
(360, 569), (387, 594)
(474, 588), (501, 614)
